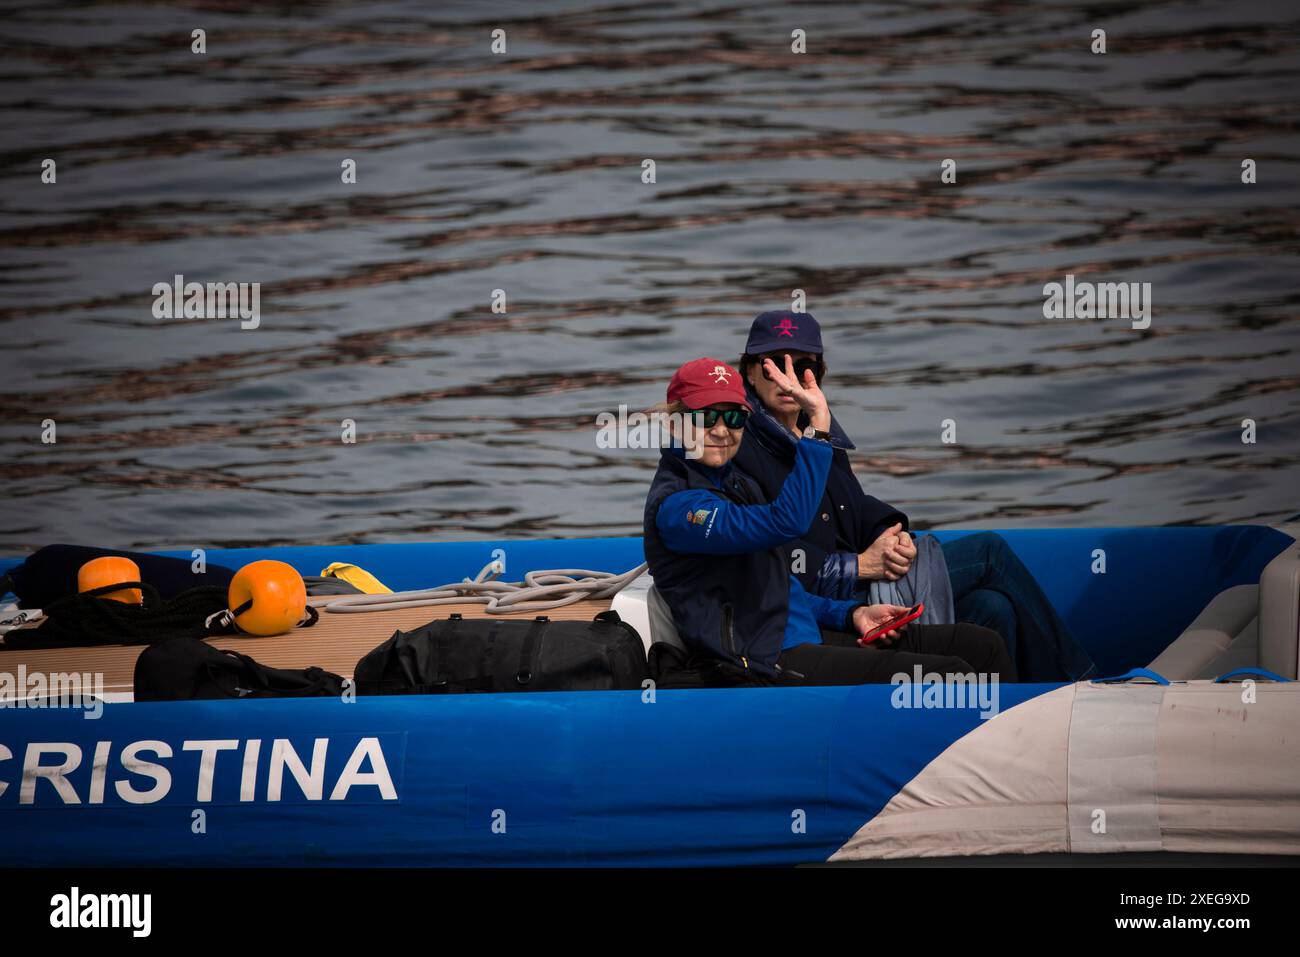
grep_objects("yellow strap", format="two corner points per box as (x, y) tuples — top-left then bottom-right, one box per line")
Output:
(319, 562), (393, 595)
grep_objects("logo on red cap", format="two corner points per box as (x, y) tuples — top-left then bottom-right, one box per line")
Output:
(666, 357), (751, 411)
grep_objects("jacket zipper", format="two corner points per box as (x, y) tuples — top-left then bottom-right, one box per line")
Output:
(721, 603), (745, 668)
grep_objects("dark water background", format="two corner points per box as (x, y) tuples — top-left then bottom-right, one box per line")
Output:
(1, 0), (1297, 553)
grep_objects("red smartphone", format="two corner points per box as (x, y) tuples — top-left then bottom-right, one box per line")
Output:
(858, 602), (924, 645)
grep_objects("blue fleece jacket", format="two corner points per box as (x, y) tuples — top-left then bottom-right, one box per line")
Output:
(654, 440), (860, 649)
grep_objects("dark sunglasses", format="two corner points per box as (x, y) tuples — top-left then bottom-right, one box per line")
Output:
(689, 407), (750, 429)
(760, 354), (824, 383)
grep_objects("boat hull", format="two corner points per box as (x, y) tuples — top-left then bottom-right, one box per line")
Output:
(2, 524), (1296, 865)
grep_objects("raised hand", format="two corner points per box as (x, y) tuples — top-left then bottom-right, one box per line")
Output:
(762, 354), (830, 432)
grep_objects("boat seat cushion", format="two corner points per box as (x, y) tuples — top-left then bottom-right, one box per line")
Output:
(610, 570), (688, 655)
(1147, 585), (1258, 680)
(1258, 537), (1300, 680)
(1192, 618), (1259, 680)
(647, 583), (688, 653)
(1150, 535), (1300, 681)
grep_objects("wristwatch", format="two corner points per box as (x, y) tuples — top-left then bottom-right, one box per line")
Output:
(802, 426), (832, 443)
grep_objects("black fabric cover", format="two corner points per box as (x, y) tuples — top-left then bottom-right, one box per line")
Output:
(134, 637), (346, 701)
(3, 543), (236, 609)
(354, 610), (649, 695)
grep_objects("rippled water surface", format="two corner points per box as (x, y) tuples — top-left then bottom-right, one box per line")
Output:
(1, 0), (1297, 552)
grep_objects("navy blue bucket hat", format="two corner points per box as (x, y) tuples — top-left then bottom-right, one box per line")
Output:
(744, 310), (823, 355)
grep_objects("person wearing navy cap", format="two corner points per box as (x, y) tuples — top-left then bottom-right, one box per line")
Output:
(732, 310), (1095, 682)
(641, 355), (1016, 685)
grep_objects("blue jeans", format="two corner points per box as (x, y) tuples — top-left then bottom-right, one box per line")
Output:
(939, 532), (1096, 682)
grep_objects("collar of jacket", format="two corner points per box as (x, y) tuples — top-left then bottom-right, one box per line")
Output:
(742, 381), (857, 454)
(664, 442), (735, 490)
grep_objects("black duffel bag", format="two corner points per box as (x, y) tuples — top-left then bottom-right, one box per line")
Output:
(135, 636), (346, 701)
(354, 610), (648, 695)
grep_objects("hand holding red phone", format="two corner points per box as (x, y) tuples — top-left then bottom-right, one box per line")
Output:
(854, 602), (924, 646)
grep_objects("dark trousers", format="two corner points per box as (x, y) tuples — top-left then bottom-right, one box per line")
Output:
(776, 622), (1017, 686)
(940, 532), (1096, 681)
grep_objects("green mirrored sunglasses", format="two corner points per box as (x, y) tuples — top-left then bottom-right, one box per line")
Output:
(689, 407), (749, 429)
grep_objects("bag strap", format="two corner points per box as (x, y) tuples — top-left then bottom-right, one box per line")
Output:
(207, 648), (341, 698)
(432, 613), (461, 687)
(200, 648), (261, 697)
(515, 616), (549, 687)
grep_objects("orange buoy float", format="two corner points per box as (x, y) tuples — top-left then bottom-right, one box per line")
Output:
(77, 556), (143, 604)
(227, 560), (307, 636)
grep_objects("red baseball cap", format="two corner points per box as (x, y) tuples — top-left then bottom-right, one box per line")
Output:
(666, 357), (751, 411)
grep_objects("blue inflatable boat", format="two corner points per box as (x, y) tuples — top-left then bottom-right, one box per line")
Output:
(1, 524), (1298, 866)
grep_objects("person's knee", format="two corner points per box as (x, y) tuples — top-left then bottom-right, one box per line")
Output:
(954, 623), (1012, 670)
(957, 621), (1002, 646)
(930, 655), (975, 677)
(968, 531), (1009, 561)
(956, 588), (1016, 636)
(891, 655), (974, 681)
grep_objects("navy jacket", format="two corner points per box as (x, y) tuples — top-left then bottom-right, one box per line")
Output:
(643, 441), (858, 677)
(732, 382), (908, 601)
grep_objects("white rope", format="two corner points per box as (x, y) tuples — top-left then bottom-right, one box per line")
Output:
(320, 561), (648, 615)
(0, 607), (44, 635)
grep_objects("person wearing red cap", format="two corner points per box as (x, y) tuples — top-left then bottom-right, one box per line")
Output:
(641, 356), (1016, 685)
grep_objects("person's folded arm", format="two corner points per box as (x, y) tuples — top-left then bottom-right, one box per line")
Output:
(656, 439), (834, 555)
(864, 505), (910, 545)
(812, 549), (860, 600)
